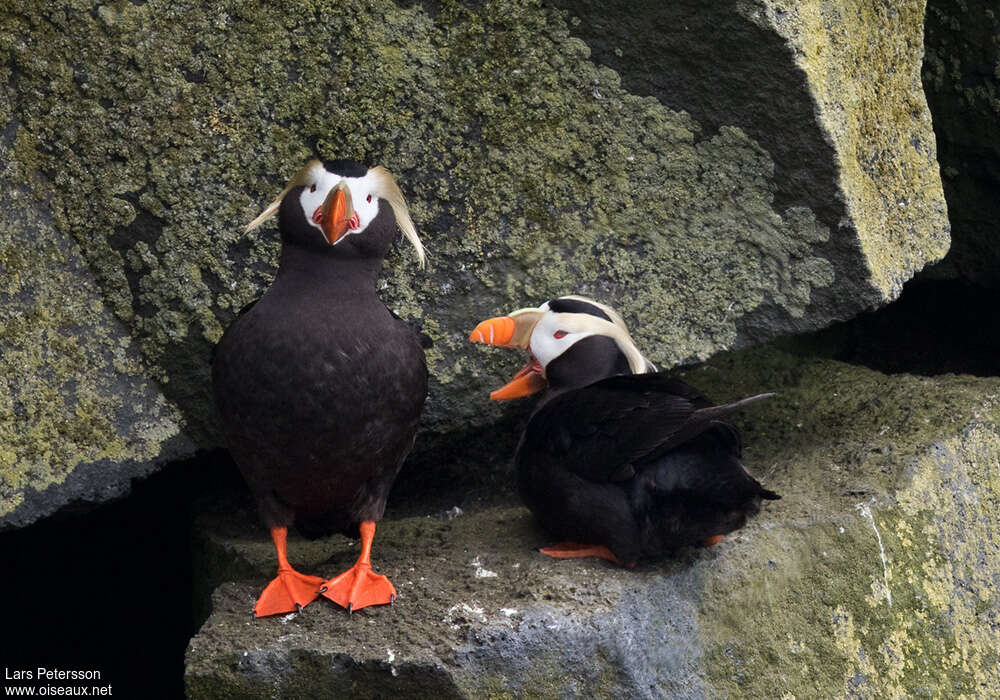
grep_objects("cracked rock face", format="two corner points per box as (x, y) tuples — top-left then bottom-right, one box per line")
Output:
(0, 0), (948, 527)
(185, 347), (1000, 698)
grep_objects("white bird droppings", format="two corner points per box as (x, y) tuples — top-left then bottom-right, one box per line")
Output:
(470, 556), (498, 578)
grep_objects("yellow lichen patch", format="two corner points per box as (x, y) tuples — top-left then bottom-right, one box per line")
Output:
(895, 424), (1000, 695)
(691, 348), (1000, 697)
(831, 607), (879, 690)
(761, 0), (950, 297)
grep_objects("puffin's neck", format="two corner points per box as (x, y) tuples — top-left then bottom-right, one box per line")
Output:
(534, 385), (569, 410)
(542, 336), (632, 391)
(275, 243), (382, 298)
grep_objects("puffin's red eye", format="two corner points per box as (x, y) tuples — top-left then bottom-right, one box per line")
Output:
(553, 330), (568, 339)
(366, 194), (373, 203)
(310, 184), (316, 193)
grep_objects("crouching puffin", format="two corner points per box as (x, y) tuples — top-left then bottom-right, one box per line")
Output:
(469, 296), (778, 567)
(212, 158), (427, 616)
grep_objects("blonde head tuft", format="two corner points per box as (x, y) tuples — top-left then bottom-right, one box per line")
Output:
(244, 159), (322, 234)
(369, 166), (426, 267)
(548, 296), (655, 374)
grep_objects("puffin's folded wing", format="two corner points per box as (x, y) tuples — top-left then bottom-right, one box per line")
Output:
(521, 373), (740, 485)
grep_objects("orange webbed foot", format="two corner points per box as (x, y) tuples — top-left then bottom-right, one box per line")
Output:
(320, 520), (396, 613)
(254, 525), (324, 618)
(255, 567), (325, 617)
(321, 563), (397, 613)
(703, 535), (724, 547)
(539, 541), (625, 566)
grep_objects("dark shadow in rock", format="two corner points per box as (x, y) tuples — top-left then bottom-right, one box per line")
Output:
(108, 193), (163, 319)
(156, 333), (221, 444)
(0, 450), (242, 700)
(777, 277), (1000, 377)
(921, 0), (1000, 286)
(391, 401), (532, 515)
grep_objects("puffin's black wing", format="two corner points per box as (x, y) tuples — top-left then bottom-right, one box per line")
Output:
(522, 373), (770, 485)
(210, 297), (261, 364)
(388, 308), (433, 349)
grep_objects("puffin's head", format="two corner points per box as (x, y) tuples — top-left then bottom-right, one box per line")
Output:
(244, 158), (425, 266)
(469, 295), (655, 399)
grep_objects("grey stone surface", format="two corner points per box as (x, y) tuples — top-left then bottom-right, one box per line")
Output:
(552, 0), (950, 327)
(185, 347), (1000, 698)
(187, 503), (709, 699)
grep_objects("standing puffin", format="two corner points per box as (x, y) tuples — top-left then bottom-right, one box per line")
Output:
(469, 296), (778, 567)
(213, 158), (427, 616)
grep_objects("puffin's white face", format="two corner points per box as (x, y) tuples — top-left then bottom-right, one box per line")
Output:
(297, 162), (383, 243)
(244, 159), (425, 265)
(469, 295), (655, 400)
(528, 307), (599, 370)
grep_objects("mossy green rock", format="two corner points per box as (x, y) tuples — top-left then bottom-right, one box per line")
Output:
(0, 130), (191, 529)
(185, 348), (1000, 698)
(1, 0), (947, 525)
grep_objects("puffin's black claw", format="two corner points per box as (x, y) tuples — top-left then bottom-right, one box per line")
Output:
(295, 603), (303, 613)
(390, 594), (396, 605)
(318, 586), (328, 594)
(347, 603), (354, 615)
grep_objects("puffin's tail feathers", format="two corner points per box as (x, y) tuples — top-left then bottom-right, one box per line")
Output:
(694, 392), (774, 422)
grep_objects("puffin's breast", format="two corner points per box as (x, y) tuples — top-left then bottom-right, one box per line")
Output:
(213, 290), (427, 511)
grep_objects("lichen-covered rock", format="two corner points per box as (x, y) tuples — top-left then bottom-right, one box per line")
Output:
(0, 130), (192, 529)
(553, 0), (950, 321)
(185, 348), (1000, 698)
(922, 0), (1000, 285)
(0, 0), (948, 464)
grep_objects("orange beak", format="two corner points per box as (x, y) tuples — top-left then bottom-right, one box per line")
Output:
(317, 183), (354, 245)
(488, 358), (547, 400)
(469, 316), (517, 347)
(469, 315), (548, 400)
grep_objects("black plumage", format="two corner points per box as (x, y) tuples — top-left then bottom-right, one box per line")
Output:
(212, 159), (427, 614)
(516, 367), (777, 565)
